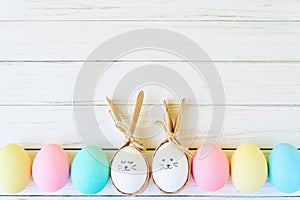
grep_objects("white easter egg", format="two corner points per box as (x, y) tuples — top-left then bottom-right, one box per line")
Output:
(152, 142), (190, 193)
(111, 146), (149, 194)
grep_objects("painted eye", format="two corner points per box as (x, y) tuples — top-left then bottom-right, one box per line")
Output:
(162, 159), (165, 162)
(170, 158), (173, 162)
(128, 161), (134, 164)
(121, 161), (126, 164)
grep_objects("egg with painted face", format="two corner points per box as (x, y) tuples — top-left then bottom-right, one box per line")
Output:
(0, 144), (32, 193)
(110, 146), (149, 194)
(152, 142), (190, 193)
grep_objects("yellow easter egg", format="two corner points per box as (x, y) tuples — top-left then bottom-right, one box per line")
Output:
(0, 144), (32, 193)
(231, 143), (268, 193)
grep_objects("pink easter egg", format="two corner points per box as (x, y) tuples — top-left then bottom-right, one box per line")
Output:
(33, 144), (70, 192)
(192, 144), (229, 192)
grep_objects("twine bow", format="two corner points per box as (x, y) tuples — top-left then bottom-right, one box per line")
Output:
(155, 99), (193, 157)
(109, 110), (145, 150)
(106, 91), (145, 150)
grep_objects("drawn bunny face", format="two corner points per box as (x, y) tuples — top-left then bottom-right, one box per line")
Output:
(159, 157), (179, 170)
(118, 160), (137, 172)
(111, 146), (149, 194)
(152, 142), (189, 193)
(107, 91), (149, 195)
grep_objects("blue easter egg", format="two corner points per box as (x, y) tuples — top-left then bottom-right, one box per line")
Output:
(71, 146), (110, 194)
(269, 143), (300, 193)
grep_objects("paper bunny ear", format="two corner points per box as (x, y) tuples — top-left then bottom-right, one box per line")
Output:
(106, 96), (122, 122)
(174, 99), (186, 134)
(106, 91), (144, 134)
(130, 91), (144, 134)
(164, 100), (173, 133)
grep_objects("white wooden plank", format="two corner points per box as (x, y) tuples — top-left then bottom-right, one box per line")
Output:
(0, 0), (300, 21)
(0, 198), (295, 200)
(1, 62), (300, 105)
(4, 198), (286, 200)
(0, 105), (300, 149)
(0, 150), (299, 198)
(3, 198), (289, 200)
(1, 1), (298, 200)
(1, 22), (300, 61)
(0, 198), (297, 200)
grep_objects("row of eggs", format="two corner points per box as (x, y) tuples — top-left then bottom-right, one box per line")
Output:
(0, 143), (299, 195)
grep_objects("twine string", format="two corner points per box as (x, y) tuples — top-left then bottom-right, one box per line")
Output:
(155, 120), (193, 157)
(109, 110), (145, 150)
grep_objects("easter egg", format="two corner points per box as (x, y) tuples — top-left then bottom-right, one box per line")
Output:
(0, 144), (31, 193)
(71, 145), (110, 194)
(269, 143), (300, 193)
(192, 144), (229, 192)
(152, 142), (190, 193)
(111, 146), (149, 194)
(32, 144), (70, 192)
(231, 143), (268, 193)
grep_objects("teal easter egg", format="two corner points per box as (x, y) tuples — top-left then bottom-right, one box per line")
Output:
(269, 143), (300, 193)
(71, 146), (110, 194)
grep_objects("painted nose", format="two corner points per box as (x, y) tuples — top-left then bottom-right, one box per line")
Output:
(167, 164), (170, 168)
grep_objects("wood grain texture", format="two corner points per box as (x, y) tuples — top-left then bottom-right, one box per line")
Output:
(0, 105), (300, 149)
(1, 0), (300, 198)
(0, 0), (300, 21)
(0, 21), (300, 61)
(0, 62), (300, 105)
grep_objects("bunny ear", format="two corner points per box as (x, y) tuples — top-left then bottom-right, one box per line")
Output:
(129, 91), (144, 134)
(106, 96), (122, 122)
(174, 98), (186, 135)
(164, 100), (173, 132)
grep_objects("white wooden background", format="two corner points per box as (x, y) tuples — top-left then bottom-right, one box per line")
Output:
(1, 0), (300, 199)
